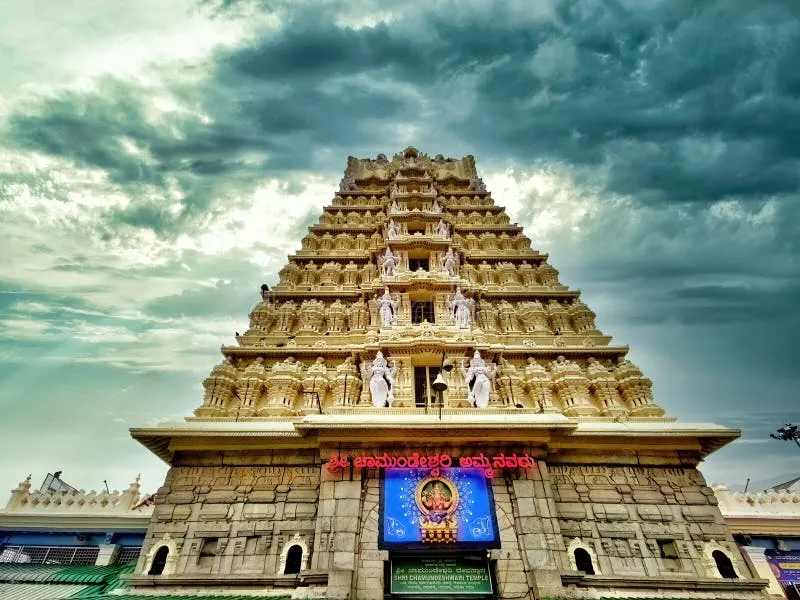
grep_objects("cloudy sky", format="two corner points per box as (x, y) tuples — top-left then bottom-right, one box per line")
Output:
(1, 0), (798, 497)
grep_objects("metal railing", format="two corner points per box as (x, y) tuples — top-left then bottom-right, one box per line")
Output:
(0, 545), (99, 565)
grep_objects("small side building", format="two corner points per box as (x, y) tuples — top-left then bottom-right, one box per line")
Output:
(716, 479), (800, 600)
(0, 472), (153, 598)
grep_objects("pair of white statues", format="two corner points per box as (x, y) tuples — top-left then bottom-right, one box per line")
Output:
(363, 350), (495, 409)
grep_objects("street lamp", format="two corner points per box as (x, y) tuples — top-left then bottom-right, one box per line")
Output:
(770, 424), (800, 448)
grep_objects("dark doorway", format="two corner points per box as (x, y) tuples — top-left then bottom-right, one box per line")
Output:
(284, 545), (303, 575)
(712, 550), (737, 578)
(574, 548), (595, 575)
(148, 546), (169, 575)
(409, 258), (429, 272)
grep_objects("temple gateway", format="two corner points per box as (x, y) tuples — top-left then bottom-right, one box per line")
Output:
(129, 148), (766, 600)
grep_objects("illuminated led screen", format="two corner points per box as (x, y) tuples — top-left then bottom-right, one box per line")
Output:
(380, 467), (500, 549)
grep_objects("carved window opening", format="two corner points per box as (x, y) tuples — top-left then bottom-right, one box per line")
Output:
(411, 301), (434, 324)
(409, 258), (429, 272)
(284, 545), (303, 575)
(200, 538), (218, 557)
(148, 546), (169, 575)
(658, 539), (681, 571)
(658, 539), (678, 559)
(574, 548), (595, 575)
(198, 537), (218, 568)
(712, 550), (737, 579)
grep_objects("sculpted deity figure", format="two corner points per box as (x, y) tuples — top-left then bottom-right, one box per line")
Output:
(380, 247), (401, 277)
(440, 247), (458, 277)
(430, 198), (442, 214)
(387, 219), (401, 240)
(460, 351), (497, 408)
(377, 287), (399, 326)
(362, 351), (399, 408)
(434, 219), (449, 239)
(389, 182), (400, 198)
(450, 287), (473, 328)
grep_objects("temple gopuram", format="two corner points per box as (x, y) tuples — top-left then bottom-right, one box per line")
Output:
(128, 148), (768, 600)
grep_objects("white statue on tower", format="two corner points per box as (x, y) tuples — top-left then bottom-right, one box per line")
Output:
(362, 351), (398, 408)
(380, 247), (401, 277)
(450, 287), (473, 328)
(430, 198), (442, 214)
(461, 351), (497, 408)
(441, 247), (458, 277)
(387, 219), (401, 240)
(434, 219), (449, 239)
(377, 287), (399, 326)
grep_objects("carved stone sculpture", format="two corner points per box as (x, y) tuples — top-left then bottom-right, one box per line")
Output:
(362, 351), (398, 408)
(450, 287), (472, 328)
(460, 351), (497, 408)
(377, 287), (399, 326)
(441, 247), (458, 277)
(434, 219), (449, 239)
(380, 247), (401, 277)
(387, 219), (401, 240)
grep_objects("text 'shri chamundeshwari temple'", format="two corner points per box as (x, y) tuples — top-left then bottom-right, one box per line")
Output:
(129, 149), (767, 600)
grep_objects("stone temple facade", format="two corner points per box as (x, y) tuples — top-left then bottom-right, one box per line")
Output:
(129, 148), (768, 600)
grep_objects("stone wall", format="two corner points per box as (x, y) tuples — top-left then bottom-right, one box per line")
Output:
(134, 450), (761, 600)
(136, 450), (320, 581)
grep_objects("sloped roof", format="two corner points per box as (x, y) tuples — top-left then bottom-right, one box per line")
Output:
(0, 563), (134, 599)
(769, 475), (800, 491)
(0, 582), (94, 599)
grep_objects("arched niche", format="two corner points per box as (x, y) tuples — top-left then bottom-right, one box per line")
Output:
(702, 542), (742, 579)
(142, 534), (178, 576)
(567, 538), (599, 575)
(278, 533), (310, 575)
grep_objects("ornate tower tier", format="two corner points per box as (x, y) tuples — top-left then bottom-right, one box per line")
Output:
(130, 148), (758, 600)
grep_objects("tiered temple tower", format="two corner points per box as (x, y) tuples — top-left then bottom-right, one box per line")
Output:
(129, 149), (766, 600)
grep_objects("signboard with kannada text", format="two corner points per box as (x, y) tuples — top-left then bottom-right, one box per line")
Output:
(767, 551), (800, 583)
(391, 555), (493, 595)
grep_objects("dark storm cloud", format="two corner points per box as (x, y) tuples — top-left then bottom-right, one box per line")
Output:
(6, 0), (798, 230)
